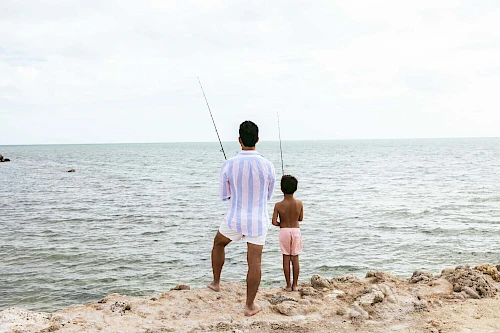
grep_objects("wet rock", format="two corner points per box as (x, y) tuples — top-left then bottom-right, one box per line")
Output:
(268, 294), (298, 305)
(67, 169), (76, 172)
(409, 270), (434, 284)
(170, 284), (190, 291)
(311, 274), (331, 289)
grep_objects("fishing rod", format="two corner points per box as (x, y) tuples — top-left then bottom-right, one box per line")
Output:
(277, 111), (284, 175)
(198, 77), (226, 160)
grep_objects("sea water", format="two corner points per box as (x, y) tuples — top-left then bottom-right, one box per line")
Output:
(1, 139), (499, 312)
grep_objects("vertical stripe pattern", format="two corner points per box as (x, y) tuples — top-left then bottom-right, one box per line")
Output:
(219, 151), (276, 237)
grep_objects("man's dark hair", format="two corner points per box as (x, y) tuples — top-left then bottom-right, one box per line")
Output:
(239, 121), (259, 147)
(281, 175), (298, 194)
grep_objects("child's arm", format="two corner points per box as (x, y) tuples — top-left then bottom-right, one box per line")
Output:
(298, 201), (303, 221)
(272, 205), (280, 226)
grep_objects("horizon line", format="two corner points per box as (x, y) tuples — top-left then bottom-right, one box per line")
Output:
(1, 136), (499, 147)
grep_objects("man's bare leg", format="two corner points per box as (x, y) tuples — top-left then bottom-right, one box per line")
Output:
(208, 231), (231, 292)
(283, 254), (292, 291)
(291, 255), (300, 291)
(244, 242), (263, 316)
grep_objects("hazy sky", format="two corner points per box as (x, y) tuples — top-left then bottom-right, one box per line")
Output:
(1, 0), (499, 144)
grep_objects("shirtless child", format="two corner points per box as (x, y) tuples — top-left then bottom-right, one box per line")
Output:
(272, 175), (303, 292)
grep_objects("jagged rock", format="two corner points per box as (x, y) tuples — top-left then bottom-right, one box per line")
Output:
(170, 284), (190, 291)
(475, 264), (500, 282)
(463, 286), (481, 299)
(352, 303), (369, 318)
(273, 301), (298, 316)
(409, 270), (434, 284)
(299, 287), (318, 297)
(268, 294), (298, 305)
(442, 266), (497, 298)
(359, 290), (385, 307)
(311, 274), (330, 289)
(332, 274), (361, 284)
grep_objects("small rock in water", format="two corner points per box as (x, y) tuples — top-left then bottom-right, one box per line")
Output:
(67, 169), (76, 172)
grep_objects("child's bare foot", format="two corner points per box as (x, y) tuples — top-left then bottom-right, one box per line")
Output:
(292, 285), (299, 292)
(207, 281), (220, 292)
(284, 286), (292, 292)
(244, 303), (262, 317)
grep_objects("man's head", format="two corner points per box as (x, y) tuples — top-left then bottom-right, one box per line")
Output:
(281, 175), (298, 195)
(239, 121), (259, 148)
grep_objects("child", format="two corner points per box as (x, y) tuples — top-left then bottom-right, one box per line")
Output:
(272, 175), (303, 292)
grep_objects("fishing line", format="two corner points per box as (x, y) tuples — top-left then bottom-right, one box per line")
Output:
(198, 77), (226, 160)
(277, 111), (284, 175)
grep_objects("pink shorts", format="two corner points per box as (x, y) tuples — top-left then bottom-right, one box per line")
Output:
(279, 228), (303, 255)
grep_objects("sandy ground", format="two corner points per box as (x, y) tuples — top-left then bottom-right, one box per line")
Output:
(1, 264), (499, 333)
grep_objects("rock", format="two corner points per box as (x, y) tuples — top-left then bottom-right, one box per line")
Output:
(0, 154), (10, 162)
(352, 303), (369, 319)
(268, 294), (298, 305)
(332, 274), (361, 284)
(462, 286), (481, 299)
(67, 169), (76, 172)
(311, 274), (331, 289)
(299, 287), (318, 297)
(273, 301), (298, 316)
(443, 266), (497, 298)
(359, 290), (385, 307)
(409, 270), (434, 284)
(170, 284), (190, 291)
(441, 268), (455, 275)
(474, 264), (500, 281)
(377, 284), (393, 296)
(348, 309), (362, 320)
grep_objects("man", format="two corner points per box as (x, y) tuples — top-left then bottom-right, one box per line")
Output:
(208, 120), (276, 316)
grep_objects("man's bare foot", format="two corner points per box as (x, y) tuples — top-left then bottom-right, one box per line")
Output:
(284, 286), (292, 292)
(292, 285), (299, 291)
(244, 303), (262, 317)
(207, 281), (220, 292)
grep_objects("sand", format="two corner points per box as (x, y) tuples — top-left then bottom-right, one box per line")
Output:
(1, 264), (499, 333)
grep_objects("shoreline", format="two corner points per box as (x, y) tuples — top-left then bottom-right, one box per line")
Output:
(1, 264), (499, 333)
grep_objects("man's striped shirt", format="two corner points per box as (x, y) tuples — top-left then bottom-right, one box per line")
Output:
(220, 151), (276, 237)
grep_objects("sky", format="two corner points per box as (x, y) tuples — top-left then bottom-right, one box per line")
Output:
(1, 0), (500, 145)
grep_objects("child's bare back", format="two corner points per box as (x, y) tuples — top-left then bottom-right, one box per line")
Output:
(272, 197), (303, 228)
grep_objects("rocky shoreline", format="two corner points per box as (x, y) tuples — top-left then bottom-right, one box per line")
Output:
(1, 264), (499, 333)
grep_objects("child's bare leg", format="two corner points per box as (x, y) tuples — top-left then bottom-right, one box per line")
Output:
(291, 255), (300, 291)
(282, 254), (292, 291)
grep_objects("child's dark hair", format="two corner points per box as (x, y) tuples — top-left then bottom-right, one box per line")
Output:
(281, 175), (298, 194)
(239, 121), (259, 147)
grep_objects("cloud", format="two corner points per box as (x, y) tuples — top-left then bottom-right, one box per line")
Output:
(1, 0), (499, 144)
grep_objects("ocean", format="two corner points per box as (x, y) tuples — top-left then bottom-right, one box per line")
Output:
(1, 139), (499, 312)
